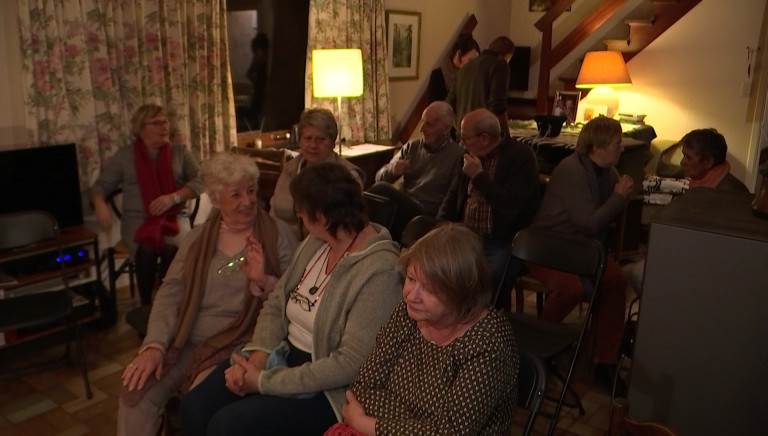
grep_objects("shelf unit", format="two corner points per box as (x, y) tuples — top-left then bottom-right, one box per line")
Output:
(0, 225), (115, 347)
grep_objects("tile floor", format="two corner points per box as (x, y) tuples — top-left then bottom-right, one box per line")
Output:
(0, 285), (632, 435)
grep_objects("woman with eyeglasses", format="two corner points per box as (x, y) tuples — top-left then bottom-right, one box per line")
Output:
(116, 153), (297, 436)
(90, 103), (203, 306)
(270, 108), (365, 239)
(179, 161), (402, 436)
(327, 223), (518, 436)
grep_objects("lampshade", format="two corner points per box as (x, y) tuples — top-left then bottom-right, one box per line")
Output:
(312, 49), (364, 98)
(575, 50), (632, 88)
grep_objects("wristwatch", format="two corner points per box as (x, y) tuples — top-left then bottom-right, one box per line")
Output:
(172, 192), (181, 205)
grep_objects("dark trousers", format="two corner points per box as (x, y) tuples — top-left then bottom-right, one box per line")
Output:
(134, 243), (177, 306)
(179, 342), (337, 436)
(367, 182), (426, 243)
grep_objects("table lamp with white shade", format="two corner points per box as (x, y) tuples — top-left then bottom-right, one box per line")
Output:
(575, 50), (632, 118)
(311, 48), (364, 155)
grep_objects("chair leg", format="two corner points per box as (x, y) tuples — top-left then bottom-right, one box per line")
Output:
(128, 260), (136, 299)
(515, 279), (525, 314)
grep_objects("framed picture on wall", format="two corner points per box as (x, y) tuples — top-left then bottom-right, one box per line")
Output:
(553, 90), (581, 125)
(386, 10), (421, 80)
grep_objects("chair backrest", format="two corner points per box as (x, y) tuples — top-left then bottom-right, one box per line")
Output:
(0, 210), (59, 251)
(517, 347), (547, 435)
(399, 215), (439, 249)
(362, 191), (397, 231)
(510, 228), (604, 290)
(231, 146), (290, 172)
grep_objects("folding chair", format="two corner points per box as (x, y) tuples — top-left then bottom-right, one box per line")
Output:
(500, 228), (605, 435)
(516, 346), (547, 435)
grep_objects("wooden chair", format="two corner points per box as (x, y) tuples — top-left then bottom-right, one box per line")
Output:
(609, 398), (678, 436)
(231, 146), (293, 208)
(0, 210), (93, 399)
(105, 190), (200, 301)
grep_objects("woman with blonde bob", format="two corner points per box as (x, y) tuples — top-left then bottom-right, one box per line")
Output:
(331, 223), (519, 436)
(91, 103), (203, 306)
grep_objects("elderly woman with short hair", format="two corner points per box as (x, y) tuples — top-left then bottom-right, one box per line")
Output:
(117, 153), (297, 436)
(91, 103), (204, 306)
(679, 128), (749, 192)
(179, 162), (402, 436)
(330, 223), (518, 436)
(270, 108), (366, 238)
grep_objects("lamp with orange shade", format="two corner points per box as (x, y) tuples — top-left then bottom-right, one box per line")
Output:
(575, 50), (632, 118)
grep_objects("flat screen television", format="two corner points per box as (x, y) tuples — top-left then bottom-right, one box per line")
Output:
(0, 143), (84, 228)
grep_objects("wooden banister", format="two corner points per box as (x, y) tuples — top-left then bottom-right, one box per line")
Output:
(534, 0), (576, 31)
(392, 14), (477, 145)
(536, 0), (627, 112)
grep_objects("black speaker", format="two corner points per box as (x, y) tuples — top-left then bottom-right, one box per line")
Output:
(508, 46), (531, 91)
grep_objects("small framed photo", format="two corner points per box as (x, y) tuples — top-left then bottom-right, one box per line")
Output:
(578, 104), (610, 123)
(386, 10), (421, 80)
(553, 90), (581, 125)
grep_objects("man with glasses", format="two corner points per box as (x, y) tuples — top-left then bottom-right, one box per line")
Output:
(438, 108), (539, 310)
(369, 101), (464, 241)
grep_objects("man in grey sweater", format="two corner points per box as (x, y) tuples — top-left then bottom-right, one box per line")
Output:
(369, 101), (464, 241)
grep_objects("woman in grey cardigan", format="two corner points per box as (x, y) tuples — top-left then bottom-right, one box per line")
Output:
(179, 162), (403, 436)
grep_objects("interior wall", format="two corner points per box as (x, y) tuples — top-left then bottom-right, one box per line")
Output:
(383, 0), (512, 133)
(388, 0), (766, 186)
(617, 0), (767, 186)
(0, 0), (30, 148)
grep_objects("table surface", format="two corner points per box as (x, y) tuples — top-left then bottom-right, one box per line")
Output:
(509, 123), (649, 150)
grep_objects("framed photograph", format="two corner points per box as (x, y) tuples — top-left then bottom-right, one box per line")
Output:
(578, 104), (610, 123)
(386, 10), (421, 80)
(553, 90), (581, 125)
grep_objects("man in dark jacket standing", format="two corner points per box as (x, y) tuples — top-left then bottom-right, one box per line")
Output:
(447, 36), (515, 134)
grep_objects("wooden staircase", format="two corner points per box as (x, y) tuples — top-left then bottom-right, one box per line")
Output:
(543, 0), (702, 107)
(392, 1), (701, 142)
(604, 0), (702, 62)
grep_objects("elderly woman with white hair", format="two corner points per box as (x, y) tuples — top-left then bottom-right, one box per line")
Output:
(117, 152), (297, 436)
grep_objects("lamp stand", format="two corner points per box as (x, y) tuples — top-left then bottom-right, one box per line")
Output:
(336, 95), (343, 156)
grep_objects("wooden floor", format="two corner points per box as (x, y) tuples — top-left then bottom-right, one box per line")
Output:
(0, 285), (628, 436)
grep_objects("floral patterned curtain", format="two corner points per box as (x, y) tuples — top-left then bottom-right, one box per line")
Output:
(17, 0), (236, 188)
(305, 0), (390, 142)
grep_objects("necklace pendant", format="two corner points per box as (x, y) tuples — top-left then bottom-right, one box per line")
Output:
(308, 285), (319, 295)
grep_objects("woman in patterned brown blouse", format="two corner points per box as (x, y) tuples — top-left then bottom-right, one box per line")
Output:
(328, 223), (519, 436)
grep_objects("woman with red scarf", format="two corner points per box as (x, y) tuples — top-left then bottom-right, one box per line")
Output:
(90, 104), (203, 306)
